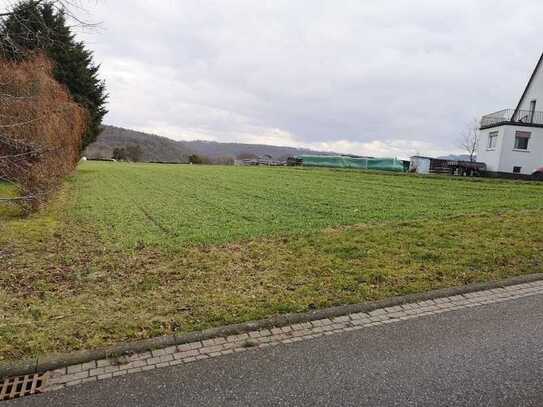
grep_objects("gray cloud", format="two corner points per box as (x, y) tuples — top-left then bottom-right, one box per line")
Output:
(54, 1), (543, 156)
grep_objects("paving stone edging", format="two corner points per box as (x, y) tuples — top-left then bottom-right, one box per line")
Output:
(41, 279), (543, 391)
(2, 272), (543, 379)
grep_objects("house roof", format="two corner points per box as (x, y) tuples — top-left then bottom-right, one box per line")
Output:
(513, 52), (543, 117)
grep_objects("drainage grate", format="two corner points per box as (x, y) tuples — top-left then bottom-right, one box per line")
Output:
(0, 373), (48, 401)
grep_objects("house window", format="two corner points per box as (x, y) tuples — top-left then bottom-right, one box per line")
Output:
(513, 166), (522, 174)
(487, 132), (498, 149)
(514, 131), (531, 150)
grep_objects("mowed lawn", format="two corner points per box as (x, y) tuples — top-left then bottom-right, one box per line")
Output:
(2, 161), (543, 360)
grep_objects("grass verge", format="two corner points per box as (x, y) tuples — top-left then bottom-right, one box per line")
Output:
(1, 206), (542, 359)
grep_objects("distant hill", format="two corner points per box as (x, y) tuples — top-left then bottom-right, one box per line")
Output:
(84, 125), (335, 163)
(84, 125), (191, 163)
(178, 140), (333, 161)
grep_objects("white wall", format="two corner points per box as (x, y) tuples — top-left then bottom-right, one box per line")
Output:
(520, 69), (543, 111)
(517, 57), (543, 112)
(499, 126), (543, 174)
(478, 125), (543, 174)
(409, 157), (430, 174)
(478, 127), (504, 172)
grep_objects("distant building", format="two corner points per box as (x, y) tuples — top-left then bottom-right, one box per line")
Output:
(409, 156), (485, 176)
(410, 156), (432, 174)
(478, 52), (543, 176)
(234, 155), (285, 166)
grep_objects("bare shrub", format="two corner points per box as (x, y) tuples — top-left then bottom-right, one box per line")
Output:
(0, 53), (87, 211)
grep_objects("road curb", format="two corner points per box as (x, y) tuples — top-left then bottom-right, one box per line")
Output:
(2, 272), (543, 378)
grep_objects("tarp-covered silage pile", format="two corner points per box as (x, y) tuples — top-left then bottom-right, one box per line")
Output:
(297, 155), (405, 172)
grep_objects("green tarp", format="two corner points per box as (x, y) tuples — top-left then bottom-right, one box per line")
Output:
(297, 155), (405, 172)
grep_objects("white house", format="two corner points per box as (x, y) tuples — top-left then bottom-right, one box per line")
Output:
(478, 53), (543, 176)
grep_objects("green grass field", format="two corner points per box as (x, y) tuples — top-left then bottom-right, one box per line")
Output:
(72, 162), (543, 247)
(2, 161), (543, 360)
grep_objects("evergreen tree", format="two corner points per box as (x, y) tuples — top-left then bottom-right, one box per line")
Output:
(0, 0), (107, 149)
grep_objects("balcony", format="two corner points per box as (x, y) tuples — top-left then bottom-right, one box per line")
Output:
(480, 108), (543, 129)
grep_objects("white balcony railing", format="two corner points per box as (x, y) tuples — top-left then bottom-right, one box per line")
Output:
(480, 108), (543, 129)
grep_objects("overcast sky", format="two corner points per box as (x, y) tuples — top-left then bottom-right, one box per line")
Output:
(23, 1), (543, 156)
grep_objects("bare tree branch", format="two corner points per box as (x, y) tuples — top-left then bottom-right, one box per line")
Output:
(0, 117), (43, 128)
(0, 0), (47, 17)
(459, 118), (480, 162)
(0, 0), (100, 57)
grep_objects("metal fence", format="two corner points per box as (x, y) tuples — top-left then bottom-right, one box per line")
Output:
(480, 108), (543, 129)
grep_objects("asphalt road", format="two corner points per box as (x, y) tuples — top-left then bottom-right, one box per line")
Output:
(10, 294), (543, 407)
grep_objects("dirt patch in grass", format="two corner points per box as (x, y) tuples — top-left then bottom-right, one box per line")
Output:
(2, 195), (543, 360)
